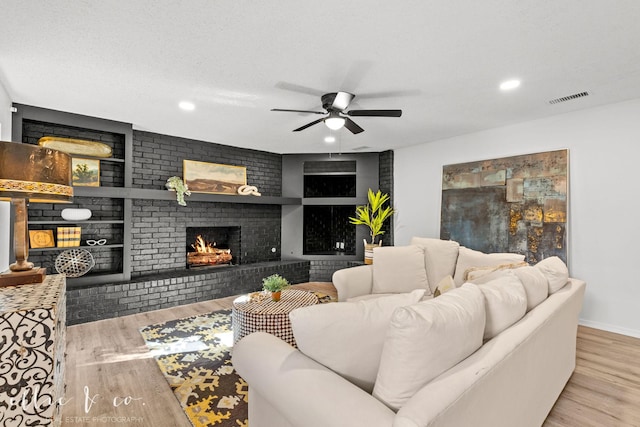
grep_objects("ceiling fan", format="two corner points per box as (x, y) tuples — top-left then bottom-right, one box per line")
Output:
(271, 91), (402, 134)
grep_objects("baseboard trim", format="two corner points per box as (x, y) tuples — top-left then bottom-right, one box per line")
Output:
(579, 318), (640, 339)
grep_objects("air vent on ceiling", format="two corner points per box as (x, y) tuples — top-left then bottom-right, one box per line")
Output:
(352, 145), (371, 151)
(548, 91), (589, 105)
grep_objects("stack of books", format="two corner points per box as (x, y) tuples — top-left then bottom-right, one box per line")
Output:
(57, 227), (81, 247)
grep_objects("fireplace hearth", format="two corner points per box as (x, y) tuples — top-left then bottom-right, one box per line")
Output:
(186, 226), (241, 268)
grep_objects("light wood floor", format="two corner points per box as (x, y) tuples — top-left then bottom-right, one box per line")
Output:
(62, 283), (640, 426)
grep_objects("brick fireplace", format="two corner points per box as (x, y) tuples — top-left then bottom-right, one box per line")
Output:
(186, 226), (241, 267)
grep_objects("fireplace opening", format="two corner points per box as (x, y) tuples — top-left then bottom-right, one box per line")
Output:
(186, 226), (241, 268)
(303, 206), (356, 255)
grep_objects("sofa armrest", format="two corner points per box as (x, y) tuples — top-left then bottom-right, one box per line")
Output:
(233, 332), (394, 427)
(332, 265), (374, 301)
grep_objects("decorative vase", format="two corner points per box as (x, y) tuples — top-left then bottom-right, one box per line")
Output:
(363, 239), (382, 265)
(271, 291), (281, 302)
(61, 208), (92, 221)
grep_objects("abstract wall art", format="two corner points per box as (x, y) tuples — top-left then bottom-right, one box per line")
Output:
(440, 149), (568, 264)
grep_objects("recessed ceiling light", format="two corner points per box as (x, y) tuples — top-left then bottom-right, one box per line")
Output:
(179, 101), (195, 111)
(324, 136), (336, 143)
(499, 79), (521, 91)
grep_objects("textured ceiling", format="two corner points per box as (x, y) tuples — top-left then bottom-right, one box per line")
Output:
(2, 1), (640, 153)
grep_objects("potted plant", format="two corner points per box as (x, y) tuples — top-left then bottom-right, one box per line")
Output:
(262, 274), (290, 301)
(349, 188), (395, 264)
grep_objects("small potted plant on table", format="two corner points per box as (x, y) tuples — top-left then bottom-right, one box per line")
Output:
(262, 274), (290, 302)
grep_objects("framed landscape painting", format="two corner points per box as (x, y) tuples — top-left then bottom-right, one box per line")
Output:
(183, 160), (247, 195)
(72, 158), (100, 187)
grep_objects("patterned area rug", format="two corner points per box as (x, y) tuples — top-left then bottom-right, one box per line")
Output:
(140, 292), (332, 427)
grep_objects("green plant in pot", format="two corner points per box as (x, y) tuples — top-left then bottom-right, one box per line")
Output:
(349, 188), (395, 264)
(165, 176), (191, 206)
(262, 274), (290, 301)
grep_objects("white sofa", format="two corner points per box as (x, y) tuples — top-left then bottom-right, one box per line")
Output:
(232, 239), (586, 427)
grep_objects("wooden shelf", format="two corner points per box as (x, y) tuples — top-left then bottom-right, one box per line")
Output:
(29, 220), (124, 225)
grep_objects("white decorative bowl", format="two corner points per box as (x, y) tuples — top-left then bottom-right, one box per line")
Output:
(61, 208), (92, 221)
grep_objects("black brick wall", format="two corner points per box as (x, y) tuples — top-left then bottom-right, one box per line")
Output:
(309, 260), (356, 282)
(131, 131), (281, 196)
(379, 150), (394, 246)
(66, 261), (310, 324)
(130, 199), (282, 276)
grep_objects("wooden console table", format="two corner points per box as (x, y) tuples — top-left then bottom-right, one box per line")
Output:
(0, 274), (66, 426)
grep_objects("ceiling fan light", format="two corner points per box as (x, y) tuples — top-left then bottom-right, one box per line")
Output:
(325, 116), (345, 130)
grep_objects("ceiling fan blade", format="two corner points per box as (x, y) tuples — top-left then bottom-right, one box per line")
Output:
(332, 92), (355, 111)
(293, 117), (325, 132)
(344, 118), (364, 134)
(346, 109), (402, 117)
(271, 108), (325, 114)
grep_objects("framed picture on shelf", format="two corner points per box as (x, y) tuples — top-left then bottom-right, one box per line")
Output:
(72, 157), (100, 187)
(29, 230), (55, 248)
(183, 160), (246, 195)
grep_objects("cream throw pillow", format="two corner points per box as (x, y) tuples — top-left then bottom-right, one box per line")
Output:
(476, 272), (527, 340)
(289, 289), (426, 393)
(465, 261), (528, 282)
(372, 245), (430, 295)
(410, 237), (460, 294)
(453, 247), (525, 286)
(372, 283), (485, 411)
(535, 256), (569, 293)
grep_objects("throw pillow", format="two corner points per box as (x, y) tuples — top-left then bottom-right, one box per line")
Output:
(535, 256), (569, 293)
(476, 273), (527, 340)
(372, 283), (485, 411)
(512, 265), (549, 311)
(289, 289), (426, 393)
(433, 274), (456, 297)
(410, 237), (460, 294)
(453, 247), (525, 286)
(464, 261), (528, 282)
(372, 245), (431, 295)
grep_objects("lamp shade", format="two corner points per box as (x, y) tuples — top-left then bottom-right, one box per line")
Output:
(0, 141), (73, 203)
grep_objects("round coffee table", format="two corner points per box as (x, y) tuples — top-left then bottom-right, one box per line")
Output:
(232, 289), (318, 347)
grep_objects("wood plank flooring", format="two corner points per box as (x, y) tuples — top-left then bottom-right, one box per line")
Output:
(62, 282), (640, 426)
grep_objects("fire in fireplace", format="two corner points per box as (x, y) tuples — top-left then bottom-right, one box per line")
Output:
(186, 226), (241, 268)
(187, 235), (233, 267)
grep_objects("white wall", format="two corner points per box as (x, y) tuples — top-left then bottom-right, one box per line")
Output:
(395, 98), (640, 338)
(0, 81), (12, 272)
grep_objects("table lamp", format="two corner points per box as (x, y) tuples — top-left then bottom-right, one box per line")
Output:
(0, 141), (73, 286)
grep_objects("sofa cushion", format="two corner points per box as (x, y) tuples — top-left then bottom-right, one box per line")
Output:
(372, 283), (485, 411)
(289, 289), (426, 393)
(513, 265), (549, 311)
(410, 237), (460, 294)
(477, 273), (527, 340)
(535, 256), (569, 293)
(453, 247), (526, 286)
(372, 245), (431, 295)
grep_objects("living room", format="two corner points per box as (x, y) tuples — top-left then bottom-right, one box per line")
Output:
(1, 2), (639, 427)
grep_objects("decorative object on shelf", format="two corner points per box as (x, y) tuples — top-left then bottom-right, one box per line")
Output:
(28, 230), (55, 248)
(349, 188), (395, 264)
(183, 159), (247, 195)
(0, 141), (73, 286)
(237, 184), (261, 196)
(71, 157), (100, 187)
(441, 149), (568, 264)
(55, 248), (95, 277)
(61, 207), (92, 221)
(262, 273), (290, 302)
(38, 136), (113, 158)
(57, 226), (81, 247)
(165, 176), (191, 206)
(86, 239), (107, 246)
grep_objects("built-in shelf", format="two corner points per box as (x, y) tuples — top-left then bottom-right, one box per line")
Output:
(73, 187), (301, 205)
(29, 220), (125, 225)
(29, 243), (124, 252)
(302, 197), (367, 205)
